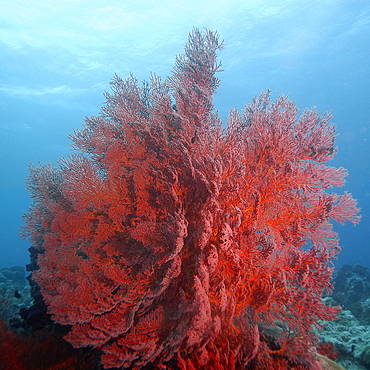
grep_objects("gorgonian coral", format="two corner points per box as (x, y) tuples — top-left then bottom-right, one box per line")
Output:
(22, 29), (360, 369)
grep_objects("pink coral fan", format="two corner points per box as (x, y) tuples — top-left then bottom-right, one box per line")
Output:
(22, 29), (360, 369)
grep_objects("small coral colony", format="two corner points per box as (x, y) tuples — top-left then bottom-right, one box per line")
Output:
(22, 29), (360, 369)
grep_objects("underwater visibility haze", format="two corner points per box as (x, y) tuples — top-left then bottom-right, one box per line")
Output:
(0, 1), (370, 369)
(0, 0), (369, 269)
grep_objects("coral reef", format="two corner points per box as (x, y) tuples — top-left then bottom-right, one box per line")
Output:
(316, 264), (370, 369)
(332, 264), (370, 326)
(21, 29), (360, 369)
(0, 266), (31, 324)
(319, 308), (370, 369)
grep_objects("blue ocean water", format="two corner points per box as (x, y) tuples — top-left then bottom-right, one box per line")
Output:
(0, 0), (369, 268)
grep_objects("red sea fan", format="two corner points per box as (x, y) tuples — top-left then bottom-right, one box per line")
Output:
(21, 29), (360, 369)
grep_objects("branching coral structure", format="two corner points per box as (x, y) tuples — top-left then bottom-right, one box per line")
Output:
(22, 29), (360, 369)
